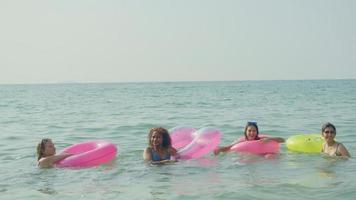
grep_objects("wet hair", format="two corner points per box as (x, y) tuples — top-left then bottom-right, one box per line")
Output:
(148, 127), (172, 149)
(37, 138), (51, 161)
(244, 122), (260, 140)
(322, 122), (336, 135)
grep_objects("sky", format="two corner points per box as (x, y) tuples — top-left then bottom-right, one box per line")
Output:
(0, 0), (355, 84)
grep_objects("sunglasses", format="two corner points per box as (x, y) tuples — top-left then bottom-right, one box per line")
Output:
(247, 121), (257, 126)
(41, 139), (50, 143)
(323, 131), (335, 134)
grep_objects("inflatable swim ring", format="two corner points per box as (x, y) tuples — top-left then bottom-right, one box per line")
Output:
(286, 134), (323, 153)
(56, 141), (117, 168)
(171, 127), (221, 160)
(169, 126), (196, 149)
(230, 135), (280, 154)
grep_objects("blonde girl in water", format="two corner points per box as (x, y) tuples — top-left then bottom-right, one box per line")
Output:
(37, 138), (73, 168)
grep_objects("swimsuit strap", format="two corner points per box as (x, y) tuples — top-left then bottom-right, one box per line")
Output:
(335, 143), (341, 156)
(322, 143), (326, 152)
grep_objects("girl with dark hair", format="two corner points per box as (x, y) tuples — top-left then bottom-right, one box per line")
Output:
(37, 138), (73, 168)
(321, 122), (350, 157)
(143, 127), (178, 163)
(214, 122), (285, 155)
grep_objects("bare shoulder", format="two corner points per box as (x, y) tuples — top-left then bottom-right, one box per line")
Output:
(338, 142), (351, 157)
(143, 147), (152, 154)
(144, 147), (152, 151)
(143, 147), (152, 160)
(338, 142), (347, 151)
(38, 157), (51, 168)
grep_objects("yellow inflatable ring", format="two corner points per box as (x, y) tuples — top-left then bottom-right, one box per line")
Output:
(286, 134), (323, 153)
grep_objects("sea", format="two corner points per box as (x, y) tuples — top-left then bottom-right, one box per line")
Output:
(0, 80), (355, 200)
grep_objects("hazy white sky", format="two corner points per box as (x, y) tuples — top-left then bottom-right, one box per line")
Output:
(1, 0), (355, 84)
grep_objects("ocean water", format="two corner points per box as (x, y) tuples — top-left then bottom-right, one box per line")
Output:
(0, 80), (355, 200)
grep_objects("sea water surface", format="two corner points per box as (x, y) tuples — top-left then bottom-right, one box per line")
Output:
(0, 80), (355, 200)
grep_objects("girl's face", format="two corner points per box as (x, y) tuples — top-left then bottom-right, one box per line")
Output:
(43, 140), (56, 156)
(322, 127), (336, 142)
(246, 126), (258, 140)
(151, 132), (163, 147)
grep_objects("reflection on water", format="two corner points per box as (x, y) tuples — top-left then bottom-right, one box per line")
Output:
(283, 157), (349, 189)
(35, 169), (58, 196)
(234, 153), (279, 165)
(316, 158), (339, 179)
(170, 172), (221, 196)
(317, 167), (336, 178)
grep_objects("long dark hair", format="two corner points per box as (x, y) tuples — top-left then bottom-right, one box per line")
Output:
(148, 127), (171, 149)
(244, 122), (260, 140)
(37, 138), (51, 161)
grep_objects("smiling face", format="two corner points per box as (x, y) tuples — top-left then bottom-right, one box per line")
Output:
(322, 127), (336, 143)
(148, 127), (171, 148)
(43, 139), (56, 157)
(245, 125), (258, 140)
(150, 131), (163, 147)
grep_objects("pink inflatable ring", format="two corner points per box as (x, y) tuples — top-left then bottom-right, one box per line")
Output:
(230, 135), (280, 155)
(171, 127), (221, 160)
(56, 141), (117, 168)
(169, 126), (196, 149)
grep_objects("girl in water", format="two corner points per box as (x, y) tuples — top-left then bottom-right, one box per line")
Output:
(214, 122), (285, 155)
(143, 127), (178, 163)
(37, 138), (73, 168)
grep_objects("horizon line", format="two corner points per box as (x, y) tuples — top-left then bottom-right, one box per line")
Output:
(0, 78), (355, 86)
